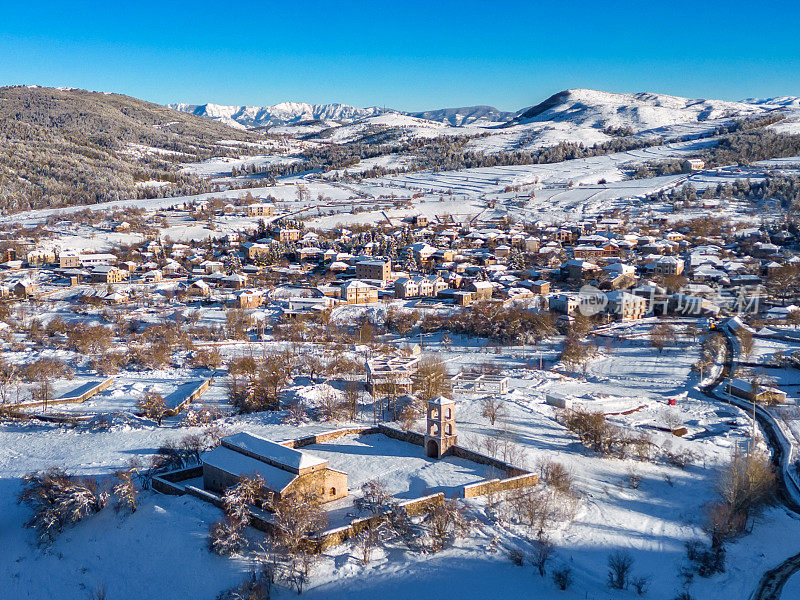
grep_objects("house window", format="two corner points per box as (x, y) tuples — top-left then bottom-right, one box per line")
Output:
(445, 408), (451, 419)
(329, 487), (336, 496)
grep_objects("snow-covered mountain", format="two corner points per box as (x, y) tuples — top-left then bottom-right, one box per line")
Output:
(512, 89), (765, 129)
(170, 89), (800, 154)
(743, 96), (800, 108)
(169, 101), (519, 129)
(409, 105), (516, 126)
(168, 102), (386, 129)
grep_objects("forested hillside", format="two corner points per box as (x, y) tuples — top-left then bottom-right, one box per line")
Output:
(0, 86), (258, 213)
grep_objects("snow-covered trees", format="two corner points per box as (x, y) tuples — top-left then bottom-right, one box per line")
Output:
(355, 480), (395, 516)
(210, 475), (268, 556)
(18, 463), (144, 544)
(137, 391), (167, 425)
(228, 353), (291, 413)
(423, 499), (471, 552)
(18, 468), (108, 543)
(706, 448), (776, 548)
(112, 467), (139, 514)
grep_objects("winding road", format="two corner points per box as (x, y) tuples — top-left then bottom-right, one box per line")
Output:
(701, 324), (800, 600)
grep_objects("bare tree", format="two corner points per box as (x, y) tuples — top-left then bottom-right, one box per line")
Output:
(424, 499), (471, 552)
(481, 396), (506, 425)
(137, 392), (167, 425)
(344, 380), (360, 421)
(355, 517), (389, 564)
(412, 355), (451, 403)
(737, 328), (755, 359)
(650, 323), (676, 354)
(608, 549), (634, 589)
(531, 536), (555, 576)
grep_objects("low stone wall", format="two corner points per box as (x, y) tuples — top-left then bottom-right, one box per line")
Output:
(166, 378), (214, 417)
(151, 465), (202, 495)
(152, 477), (185, 495)
(16, 377), (115, 410)
(185, 484), (225, 508)
(279, 426), (379, 449)
(449, 445), (529, 478)
(150, 428), (537, 549)
(377, 424), (426, 446)
(309, 492), (445, 552)
(463, 472), (539, 498)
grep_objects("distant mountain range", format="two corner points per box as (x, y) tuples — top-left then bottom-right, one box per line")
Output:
(170, 89), (800, 132)
(168, 102), (387, 130)
(168, 101), (519, 129)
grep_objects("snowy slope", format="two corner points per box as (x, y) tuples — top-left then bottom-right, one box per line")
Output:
(409, 105), (517, 126)
(311, 112), (466, 144)
(514, 89), (765, 129)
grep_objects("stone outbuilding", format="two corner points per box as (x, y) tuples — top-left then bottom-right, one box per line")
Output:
(202, 432), (348, 503)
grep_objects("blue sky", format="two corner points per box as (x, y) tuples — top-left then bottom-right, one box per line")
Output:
(1, 0), (799, 111)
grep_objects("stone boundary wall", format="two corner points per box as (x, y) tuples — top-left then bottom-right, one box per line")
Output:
(448, 445), (529, 478)
(377, 424), (425, 446)
(185, 484), (225, 508)
(151, 465), (203, 495)
(308, 492), (445, 552)
(166, 378), (214, 416)
(279, 426), (379, 449)
(463, 473), (539, 498)
(15, 377), (115, 410)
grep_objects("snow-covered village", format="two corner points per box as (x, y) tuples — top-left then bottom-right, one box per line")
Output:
(4, 4), (800, 600)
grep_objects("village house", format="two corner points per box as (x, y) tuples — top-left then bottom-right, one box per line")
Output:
(188, 279), (211, 297)
(244, 242), (272, 261)
(530, 280), (550, 295)
(604, 290), (648, 321)
(201, 260), (225, 274)
(467, 280), (494, 301)
(406, 242), (437, 263)
(548, 293), (581, 315)
(355, 259), (391, 284)
(654, 255), (685, 276)
(271, 227), (301, 243)
(78, 253), (118, 267)
(725, 378), (786, 404)
(683, 158), (705, 171)
(90, 266), (129, 284)
(59, 253), (81, 268)
(222, 273), (248, 289)
(202, 432), (348, 503)
(13, 279), (36, 298)
(26, 249), (57, 266)
(245, 202), (275, 217)
(562, 259), (601, 281)
(340, 280), (379, 304)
